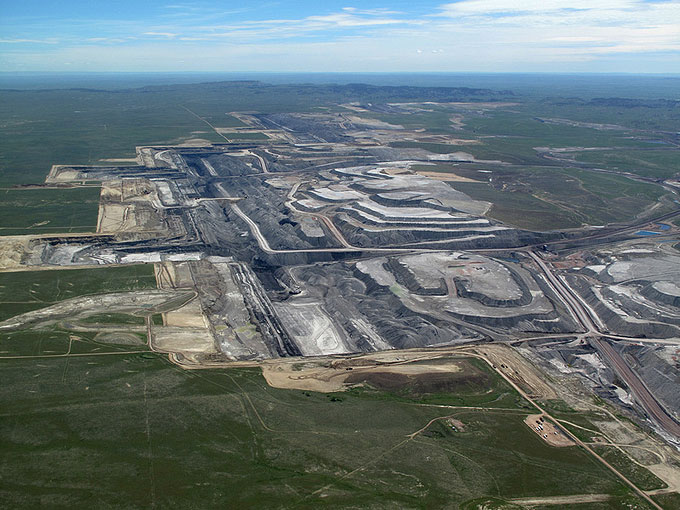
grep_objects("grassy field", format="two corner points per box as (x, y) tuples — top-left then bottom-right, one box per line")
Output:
(0, 187), (101, 235)
(0, 90), (226, 186)
(0, 353), (650, 509)
(452, 167), (672, 230)
(0, 265), (158, 358)
(0, 265), (157, 322)
(454, 182), (575, 230)
(574, 149), (680, 180)
(653, 493), (680, 509)
(591, 445), (667, 491)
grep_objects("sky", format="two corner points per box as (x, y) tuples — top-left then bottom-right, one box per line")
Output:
(1, 0), (679, 73)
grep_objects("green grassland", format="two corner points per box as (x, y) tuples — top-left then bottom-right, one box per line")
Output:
(452, 166), (671, 230)
(0, 353), (652, 509)
(653, 493), (680, 509)
(458, 110), (656, 149)
(591, 445), (667, 491)
(521, 98), (680, 133)
(574, 149), (680, 179)
(0, 265), (157, 322)
(0, 90), (226, 186)
(0, 265), (158, 357)
(454, 182), (572, 231)
(380, 105), (680, 182)
(0, 187), (101, 235)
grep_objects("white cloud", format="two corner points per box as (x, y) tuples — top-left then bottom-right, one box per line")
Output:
(143, 32), (178, 38)
(1, 2), (678, 72)
(0, 38), (59, 44)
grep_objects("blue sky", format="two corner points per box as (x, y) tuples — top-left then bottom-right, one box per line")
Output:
(1, 1), (679, 72)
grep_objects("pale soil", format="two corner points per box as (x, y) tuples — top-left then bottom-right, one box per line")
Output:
(0, 237), (28, 269)
(152, 326), (215, 354)
(416, 136), (480, 146)
(445, 418), (465, 431)
(97, 179), (163, 234)
(273, 302), (351, 356)
(98, 158), (139, 163)
(262, 362), (351, 392)
(381, 167), (411, 175)
(345, 115), (403, 130)
(647, 463), (680, 495)
(262, 354), (467, 393)
(155, 262), (178, 289)
(415, 171), (480, 182)
(163, 297), (207, 328)
(446, 102), (519, 109)
(510, 494), (610, 505)
(46, 167), (81, 182)
(98, 203), (135, 233)
(428, 151), (508, 165)
(449, 115), (465, 130)
(176, 138), (213, 147)
(524, 414), (575, 447)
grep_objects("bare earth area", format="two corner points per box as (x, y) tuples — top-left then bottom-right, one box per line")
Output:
(524, 414), (575, 447)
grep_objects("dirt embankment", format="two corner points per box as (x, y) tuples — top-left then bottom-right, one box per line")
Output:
(466, 344), (557, 400)
(261, 349), (482, 393)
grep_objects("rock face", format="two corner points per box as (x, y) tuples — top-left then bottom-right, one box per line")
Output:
(267, 250), (580, 355)
(568, 250), (680, 339)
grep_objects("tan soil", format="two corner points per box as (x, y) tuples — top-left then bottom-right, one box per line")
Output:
(155, 262), (195, 290)
(0, 238), (28, 269)
(163, 298), (207, 328)
(152, 326), (215, 354)
(177, 138), (213, 147)
(53, 170), (80, 181)
(415, 171), (480, 182)
(97, 179), (163, 235)
(445, 418), (465, 431)
(155, 262), (177, 289)
(647, 463), (680, 495)
(97, 203), (135, 233)
(524, 414), (575, 447)
(468, 344), (557, 399)
(262, 355), (467, 393)
(380, 167), (410, 175)
(510, 494), (610, 505)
